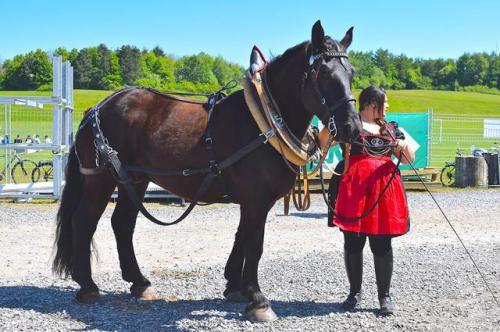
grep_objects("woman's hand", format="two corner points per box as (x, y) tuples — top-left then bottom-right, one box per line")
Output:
(394, 139), (415, 164)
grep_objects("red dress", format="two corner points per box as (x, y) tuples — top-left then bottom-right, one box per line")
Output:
(331, 126), (409, 236)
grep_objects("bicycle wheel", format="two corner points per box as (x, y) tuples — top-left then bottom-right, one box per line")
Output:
(11, 160), (38, 184)
(440, 164), (456, 186)
(32, 161), (54, 182)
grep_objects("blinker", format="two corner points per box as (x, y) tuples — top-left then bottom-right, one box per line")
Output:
(309, 55), (315, 66)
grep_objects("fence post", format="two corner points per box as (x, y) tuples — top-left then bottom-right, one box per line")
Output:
(427, 108), (433, 167)
(52, 56), (63, 197)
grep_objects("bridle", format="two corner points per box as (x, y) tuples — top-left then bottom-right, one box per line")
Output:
(301, 46), (356, 139)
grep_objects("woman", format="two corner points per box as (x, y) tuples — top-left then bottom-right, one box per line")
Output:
(329, 85), (414, 315)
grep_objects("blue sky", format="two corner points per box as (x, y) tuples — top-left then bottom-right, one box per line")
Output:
(1, 0), (498, 66)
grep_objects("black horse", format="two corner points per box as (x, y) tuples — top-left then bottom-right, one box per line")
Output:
(53, 21), (361, 321)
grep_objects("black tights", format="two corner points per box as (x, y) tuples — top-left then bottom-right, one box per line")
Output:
(343, 232), (392, 256)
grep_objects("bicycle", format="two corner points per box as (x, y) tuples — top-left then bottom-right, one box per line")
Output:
(440, 147), (464, 187)
(31, 160), (54, 183)
(0, 152), (38, 184)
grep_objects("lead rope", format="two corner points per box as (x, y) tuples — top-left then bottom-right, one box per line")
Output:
(403, 151), (500, 308)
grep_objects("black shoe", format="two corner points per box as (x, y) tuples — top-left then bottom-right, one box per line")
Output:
(343, 250), (363, 310)
(379, 295), (394, 315)
(374, 249), (394, 316)
(342, 290), (362, 310)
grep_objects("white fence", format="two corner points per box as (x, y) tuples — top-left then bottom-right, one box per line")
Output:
(0, 56), (73, 199)
(430, 111), (500, 166)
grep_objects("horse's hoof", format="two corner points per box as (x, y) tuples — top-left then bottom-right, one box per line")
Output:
(131, 286), (159, 301)
(76, 290), (100, 304)
(223, 290), (247, 303)
(246, 305), (278, 322)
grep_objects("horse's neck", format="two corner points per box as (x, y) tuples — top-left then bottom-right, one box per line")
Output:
(266, 58), (311, 139)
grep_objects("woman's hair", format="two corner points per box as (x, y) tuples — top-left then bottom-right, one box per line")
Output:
(359, 85), (386, 114)
(359, 85), (387, 132)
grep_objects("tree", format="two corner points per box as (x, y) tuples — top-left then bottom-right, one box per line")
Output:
(486, 53), (500, 89)
(435, 60), (457, 89)
(155, 55), (175, 88)
(393, 54), (414, 88)
(349, 51), (375, 89)
(406, 67), (432, 89)
(456, 53), (489, 86)
(2, 50), (52, 90)
(175, 53), (218, 85)
(212, 56), (244, 87)
(92, 44), (122, 89)
(0, 63), (5, 89)
(117, 45), (142, 86)
(73, 48), (97, 89)
(152, 46), (165, 57)
(373, 49), (401, 88)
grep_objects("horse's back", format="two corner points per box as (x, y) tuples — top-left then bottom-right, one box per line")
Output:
(83, 88), (210, 164)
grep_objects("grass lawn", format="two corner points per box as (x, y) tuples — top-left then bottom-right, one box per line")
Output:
(1, 88), (499, 178)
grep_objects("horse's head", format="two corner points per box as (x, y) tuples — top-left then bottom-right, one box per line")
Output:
(301, 21), (361, 143)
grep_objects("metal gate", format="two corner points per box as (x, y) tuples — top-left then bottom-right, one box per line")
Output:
(0, 56), (73, 199)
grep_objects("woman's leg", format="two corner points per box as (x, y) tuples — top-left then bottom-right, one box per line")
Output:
(342, 231), (366, 310)
(369, 236), (394, 315)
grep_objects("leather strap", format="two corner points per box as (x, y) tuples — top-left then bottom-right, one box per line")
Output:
(292, 167), (311, 211)
(81, 106), (272, 226)
(242, 72), (319, 166)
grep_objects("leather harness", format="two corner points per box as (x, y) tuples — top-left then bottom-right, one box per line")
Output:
(76, 45), (356, 226)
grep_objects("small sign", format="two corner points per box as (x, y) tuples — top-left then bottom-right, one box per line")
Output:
(14, 99), (44, 109)
(484, 119), (500, 138)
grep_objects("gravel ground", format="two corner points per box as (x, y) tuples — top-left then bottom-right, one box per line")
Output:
(0, 189), (499, 331)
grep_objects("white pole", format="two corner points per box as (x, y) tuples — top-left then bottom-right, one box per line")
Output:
(52, 56), (63, 197)
(428, 108), (433, 167)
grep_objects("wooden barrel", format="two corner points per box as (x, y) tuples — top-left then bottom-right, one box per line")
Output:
(473, 156), (488, 187)
(455, 156), (471, 187)
(455, 156), (488, 187)
(484, 153), (500, 185)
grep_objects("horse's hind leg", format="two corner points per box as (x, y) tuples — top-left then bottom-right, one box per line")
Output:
(72, 175), (115, 303)
(111, 182), (158, 300)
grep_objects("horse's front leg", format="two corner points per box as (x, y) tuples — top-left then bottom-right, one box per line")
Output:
(239, 204), (278, 322)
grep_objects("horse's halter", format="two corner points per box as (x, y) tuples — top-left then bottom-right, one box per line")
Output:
(301, 46), (356, 138)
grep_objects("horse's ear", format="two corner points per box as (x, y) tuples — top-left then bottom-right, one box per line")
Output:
(340, 27), (354, 49)
(311, 20), (325, 52)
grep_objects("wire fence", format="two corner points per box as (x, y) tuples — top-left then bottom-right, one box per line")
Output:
(430, 113), (500, 166)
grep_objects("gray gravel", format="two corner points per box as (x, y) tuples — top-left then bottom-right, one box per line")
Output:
(0, 189), (499, 331)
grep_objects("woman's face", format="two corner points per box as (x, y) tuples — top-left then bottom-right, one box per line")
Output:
(382, 95), (389, 117)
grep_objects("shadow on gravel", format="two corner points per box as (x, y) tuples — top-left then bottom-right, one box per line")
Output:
(277, 212), (328, 219)
(0, 286), (376, 330)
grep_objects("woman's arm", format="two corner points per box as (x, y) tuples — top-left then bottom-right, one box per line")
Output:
(394, 139), (415, 164)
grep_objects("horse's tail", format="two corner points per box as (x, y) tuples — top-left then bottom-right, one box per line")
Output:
(53, 145), (82, 278)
